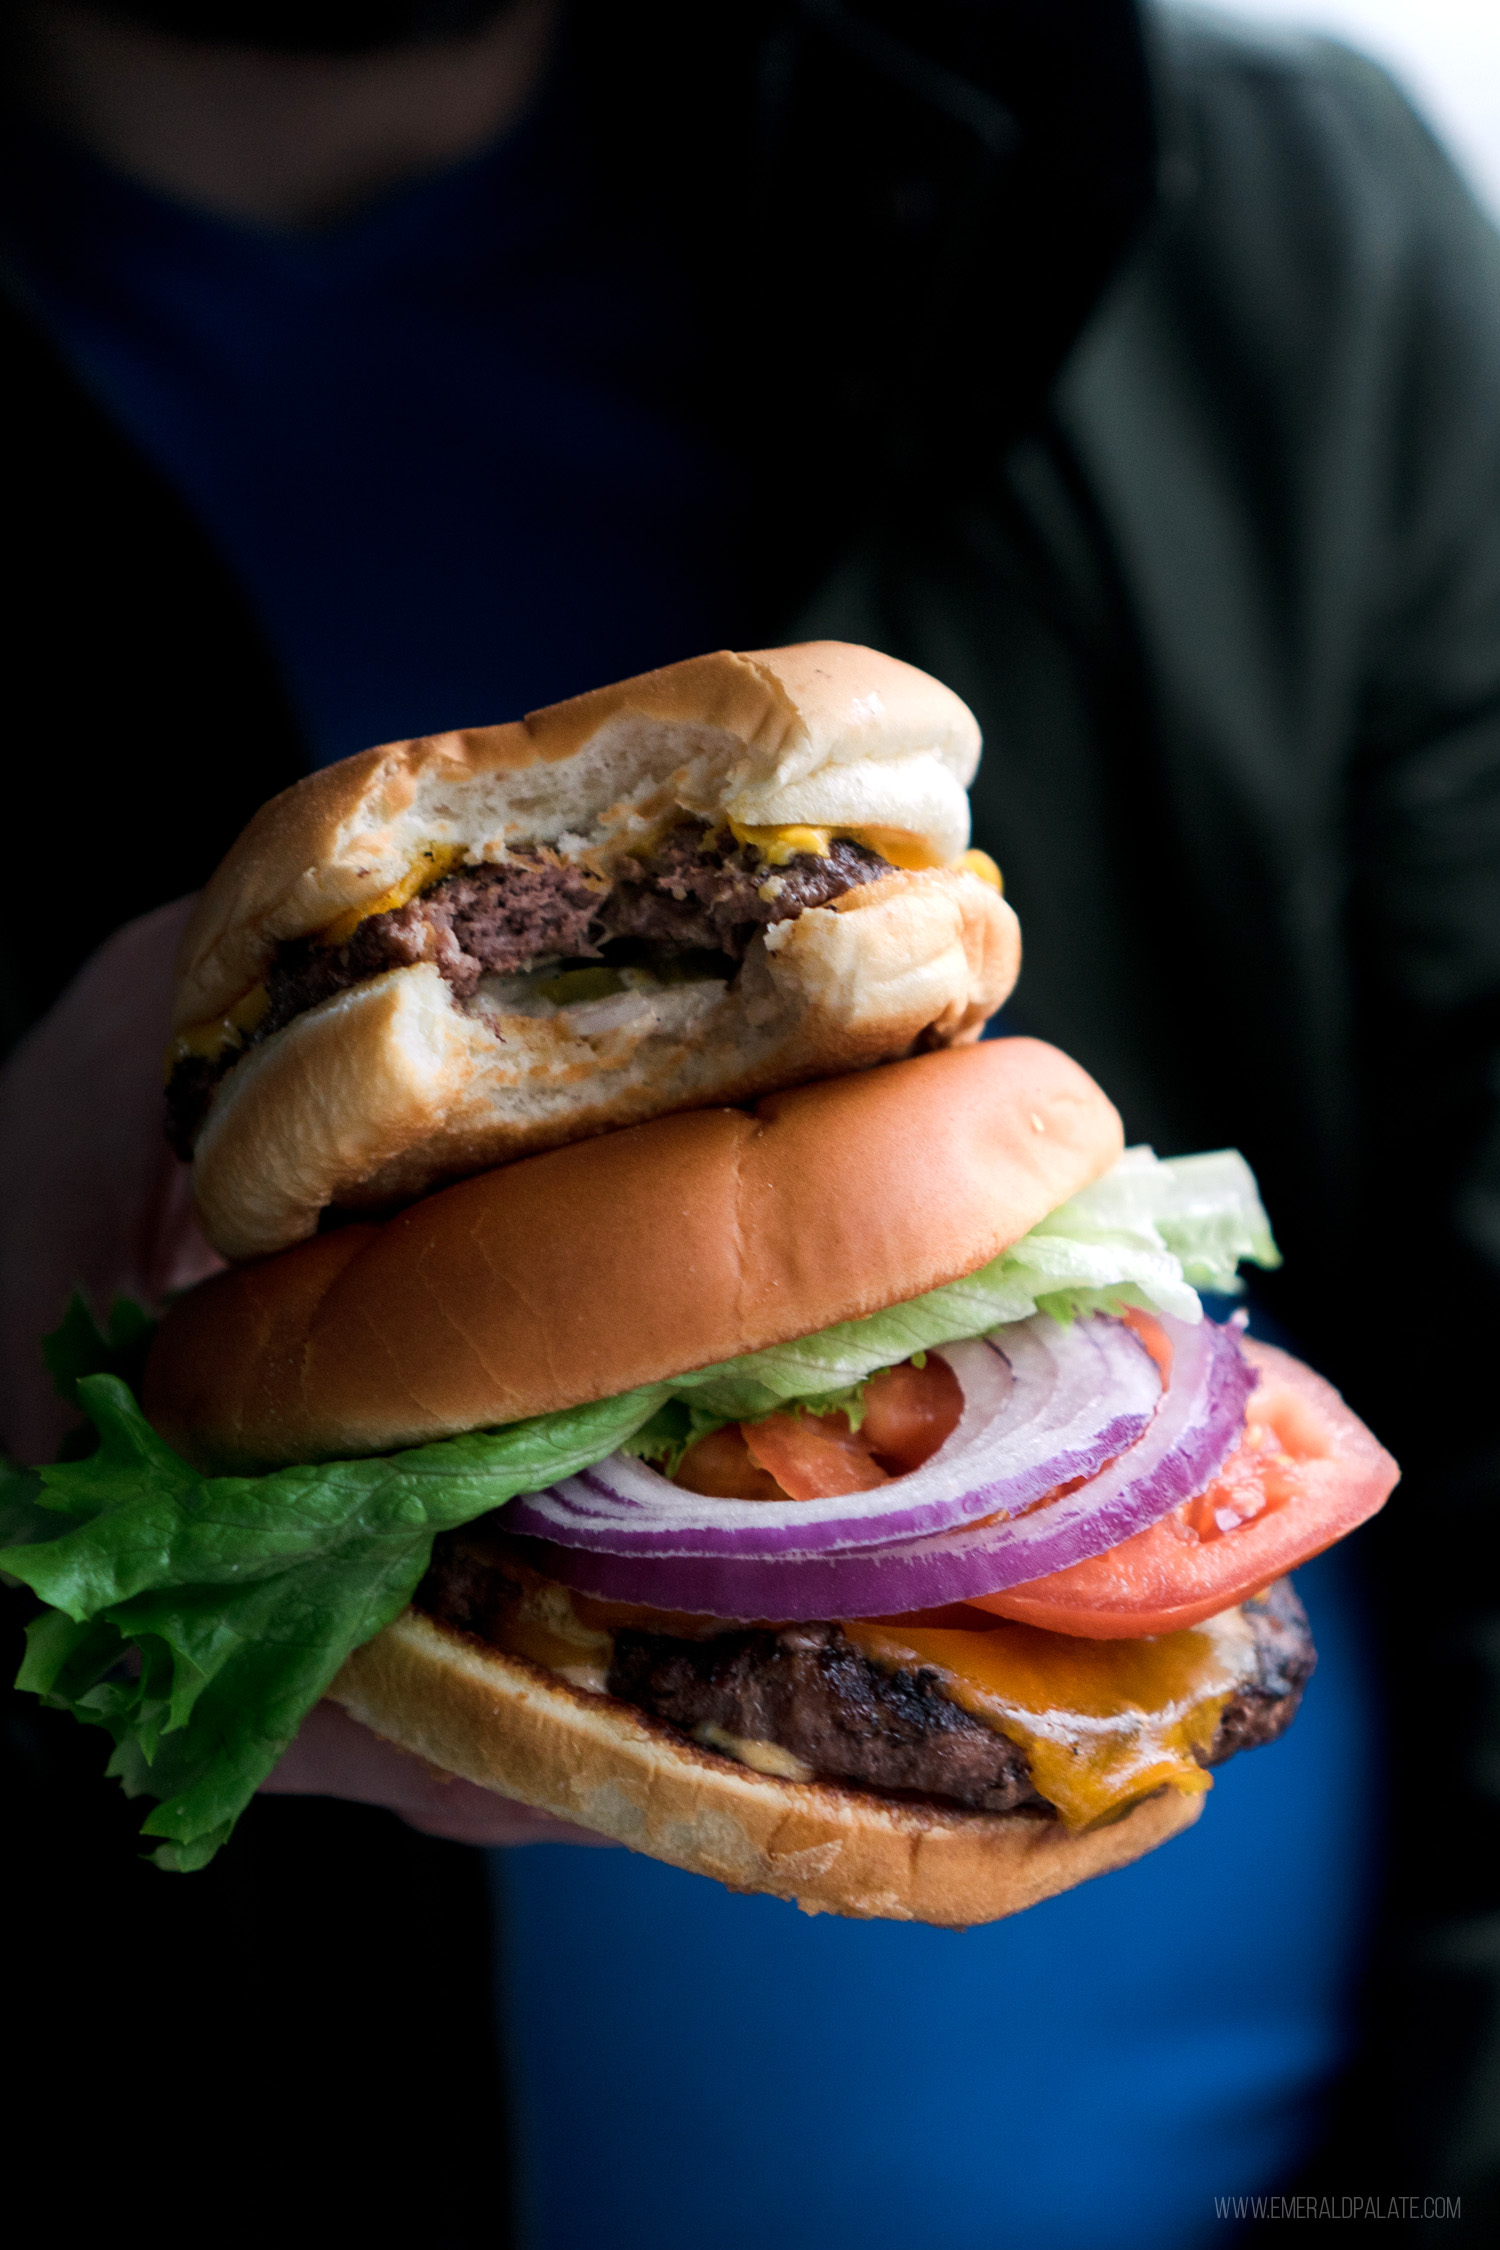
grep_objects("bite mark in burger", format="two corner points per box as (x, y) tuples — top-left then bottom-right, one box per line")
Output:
(5, 1041), (1398, 1922)
(163, 642), (1019, 1261)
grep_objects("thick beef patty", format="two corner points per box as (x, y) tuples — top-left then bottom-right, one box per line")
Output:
(166, 821), (889, 1155)
(416, 1533), (1316, 1820)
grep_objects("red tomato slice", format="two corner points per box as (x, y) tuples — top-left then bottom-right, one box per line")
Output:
(676, 1356), (962, 1501)
(967, 1339), (1398, 1637)
(743, 1412), (891, 1499)
(674, 1425), (787, 1501)
(859, 1355), (963, 1472)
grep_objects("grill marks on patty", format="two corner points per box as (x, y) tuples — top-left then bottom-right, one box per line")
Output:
(415, 1535), (1316, 1820)
(610, 1618), (1041, 1814)
(164, 821), (891, 1156)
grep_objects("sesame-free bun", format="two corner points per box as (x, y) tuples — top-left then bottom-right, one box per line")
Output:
(177, 644), (982, 1025)
(144, 1038), (1123, 1472)
(174, 643), (1015, 1260)
(330, 1607), (1202, 1926)
(194, 864), (1018, 1261)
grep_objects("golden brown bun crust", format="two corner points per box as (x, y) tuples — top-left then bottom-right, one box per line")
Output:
(174, 642), (982, 1030)
(331, 1608), (1202, 1925)
(144, 1037), (1122, 1470)
(192, 866), (1020, 1260)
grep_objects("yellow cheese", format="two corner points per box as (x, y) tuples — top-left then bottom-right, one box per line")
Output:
(728, 820), (945, 872)
(693, 1725), (816, 1782)
(729, 820), (835, 864)
(167, 843), (468, 1078)
(317, 841), (467, 947)
(164, 980), (270, 1078)
(860, 828), (947, 872)
(445, 1555), (1239, 1826)
(958, 847), (1004, 892)
(843, 1612), (1241, 1830)
(165, 828), (998, 1084)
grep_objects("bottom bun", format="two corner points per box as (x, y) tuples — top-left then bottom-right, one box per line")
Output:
(331, 1609), (1204, 1926)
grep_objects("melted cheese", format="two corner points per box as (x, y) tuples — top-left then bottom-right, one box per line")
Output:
(482, 1571), (616, 1696)
(464, 1559), (1247, 1825)
(957, 847), (1004, 892)
(164, 980), (270, 1077)
(843, 1609), (1251, 1829)
(694, 1725), (815, 1781)
(317, 840), (467, 947)
(727, 819), (945, 872)
(168, 826), (1001, 1081)
(166, 844), (470, 1073)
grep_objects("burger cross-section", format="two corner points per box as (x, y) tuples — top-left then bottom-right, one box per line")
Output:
(163, 644), (1014, 1260)
(3, 646), (1398, 1920)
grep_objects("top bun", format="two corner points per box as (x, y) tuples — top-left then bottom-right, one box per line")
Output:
(174, 644), (982, 1031)
(145, 1039), (1121, 1472)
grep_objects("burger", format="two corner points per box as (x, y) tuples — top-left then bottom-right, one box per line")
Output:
(8, 1038), (1398, 1921)
(165, 642), (1017, 1260)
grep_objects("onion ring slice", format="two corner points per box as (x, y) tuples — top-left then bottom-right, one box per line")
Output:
(512, 1316), (1256, 1622)
(506, 1316), (1162, 1557)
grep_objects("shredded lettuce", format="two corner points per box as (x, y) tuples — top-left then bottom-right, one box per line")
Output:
(0, 1147), (1277, 1868)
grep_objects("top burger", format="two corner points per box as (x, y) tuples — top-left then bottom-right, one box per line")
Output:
(166, 643), (1017, 1259)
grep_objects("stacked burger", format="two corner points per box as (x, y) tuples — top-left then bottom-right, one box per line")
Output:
(4, 645), (1397, 1920)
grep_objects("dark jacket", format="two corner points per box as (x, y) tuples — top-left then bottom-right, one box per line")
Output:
(5, 3), (1498, 2232)
(802, 13), (1500, 2229)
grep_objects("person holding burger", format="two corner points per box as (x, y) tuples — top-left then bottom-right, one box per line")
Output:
(0, 1), (1496, 2242)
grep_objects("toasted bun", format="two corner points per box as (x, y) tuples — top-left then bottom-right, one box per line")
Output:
(145, 1038), (1122, 1470)
(194, 866), (1019, 1259)
(174, 643), (982, 1031)
(330, 1608), (1203, 1926)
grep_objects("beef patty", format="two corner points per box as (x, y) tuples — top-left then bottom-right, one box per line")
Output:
(166, 821), (889, 1155)
(416, 1529), (1316, 1820)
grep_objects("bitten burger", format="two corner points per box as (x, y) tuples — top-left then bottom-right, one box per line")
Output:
(164, 642), (1016, 1261)
(7, 1038), (1396, 1920)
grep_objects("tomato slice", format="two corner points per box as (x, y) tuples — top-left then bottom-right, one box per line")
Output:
(858, 1355), (963, 1472)
(744, 1411), (892, 1499)
(676, 1355), (963, 1501)
(967, 1339), (1398, 1637)
(674, 1425), (787, 1500)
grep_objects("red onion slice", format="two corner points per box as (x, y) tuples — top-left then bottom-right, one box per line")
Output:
(512, 1316), (1256, 1622)
(505, 1316), (1161, 1556)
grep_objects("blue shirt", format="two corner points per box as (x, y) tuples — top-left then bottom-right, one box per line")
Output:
(496, 1538), (1379, 2250)
(0, 103), (1380, 2250)
(0, 100), (746, 765)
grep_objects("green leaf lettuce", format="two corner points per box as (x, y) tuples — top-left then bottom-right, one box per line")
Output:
(1, 1145), (1275, 1867)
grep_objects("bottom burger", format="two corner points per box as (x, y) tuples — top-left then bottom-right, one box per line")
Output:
(354, 1541), (1316, 1925)
(11, 1040), (1398, 1918)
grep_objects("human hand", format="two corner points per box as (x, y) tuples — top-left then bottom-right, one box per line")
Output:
(0, 902), (608, 1851)
(261, 1698), (618, 1847)
(0, 897), (223, 1464)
